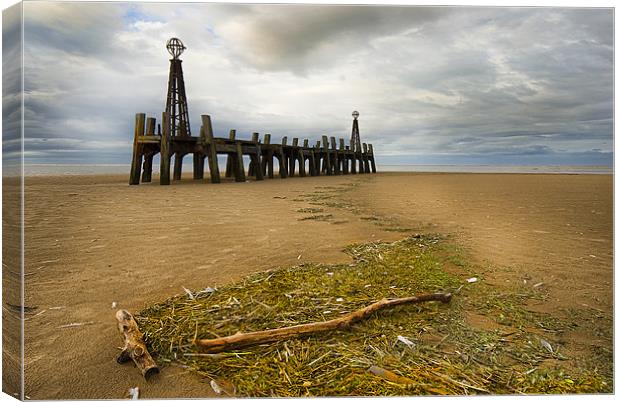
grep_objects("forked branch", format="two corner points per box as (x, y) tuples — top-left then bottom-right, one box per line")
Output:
(194, 292), (452, 353)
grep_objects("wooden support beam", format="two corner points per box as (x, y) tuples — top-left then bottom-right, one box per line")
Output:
(363, 143), (370, 173)
(252, 133), (264, 181)
(193, 152), (205, 180)
(261, 134), (274, 179)
(349, 139), (357, 175)
(288, 150), (295, 178)
(279, 135), (292, 178)
(130, 113), (146, 185)
(322, 136), (332, 175)
(140, 117), (156, 183)
(225, 129), (237, 178)
(146, 117), (156, 135)
(142, 155), (153, 182)
(234, 142), (246, 182)
(248, 133), (259, 178)
(160, 112), (171, 185)
(173, 152), (184, 181)
(339, 138), (348, 175)
(297, 148), (306, 177)
(330, 136), (340, 175)
(304, 140), (315, 176)
(369, 144), (377, 173)
(202, 115), (221, 184)
(278, 152), (287, 179)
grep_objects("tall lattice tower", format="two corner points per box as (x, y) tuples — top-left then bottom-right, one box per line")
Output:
(165, 38), (191, 137)
(350, 110), (361, 152)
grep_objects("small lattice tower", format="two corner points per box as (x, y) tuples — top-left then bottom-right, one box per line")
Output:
(350, 110), (362, 152)
(165, 38), (191, 137)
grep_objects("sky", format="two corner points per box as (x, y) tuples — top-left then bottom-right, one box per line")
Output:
(3, 2), (614, 166)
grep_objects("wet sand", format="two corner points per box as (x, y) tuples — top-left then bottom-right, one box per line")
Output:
(13, 172), (612, 399)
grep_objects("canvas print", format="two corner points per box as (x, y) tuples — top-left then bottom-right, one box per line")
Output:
(2, 1), (613, 399)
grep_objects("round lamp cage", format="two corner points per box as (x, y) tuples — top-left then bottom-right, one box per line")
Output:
(166, 37), (186, 59)
(352, 110), (360, 120)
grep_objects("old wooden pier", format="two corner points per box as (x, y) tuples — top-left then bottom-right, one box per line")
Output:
(129, 38), (376, 185)
(129, 112), (377, 185)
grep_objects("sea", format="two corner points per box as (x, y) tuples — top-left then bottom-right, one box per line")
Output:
(17, 164), (613, 176)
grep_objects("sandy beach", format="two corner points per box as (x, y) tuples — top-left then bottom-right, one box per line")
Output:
(10, 172), (612, 398)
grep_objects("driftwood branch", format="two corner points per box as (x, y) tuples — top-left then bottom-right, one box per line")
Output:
(195, 292), (452, 353)
(116, 309), (159, 379)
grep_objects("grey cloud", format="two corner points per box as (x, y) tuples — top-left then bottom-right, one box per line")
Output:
(12, 4), (614, 166)
(3, 3), (23, 169)
(216, 5), (449, 73)
(23, 2), (125, 58)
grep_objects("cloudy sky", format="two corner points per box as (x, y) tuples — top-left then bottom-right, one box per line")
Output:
(4, 2), (614, 166)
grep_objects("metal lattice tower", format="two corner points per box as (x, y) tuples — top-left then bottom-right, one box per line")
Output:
(165, 38), (191, 137)
(350, 110), (361, 152)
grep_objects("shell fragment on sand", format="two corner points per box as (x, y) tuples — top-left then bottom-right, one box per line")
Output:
(59, 321), (95, 328)
(128, 387), (139, 400)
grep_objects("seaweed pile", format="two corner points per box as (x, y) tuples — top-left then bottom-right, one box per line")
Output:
(137, 235), (611, 396)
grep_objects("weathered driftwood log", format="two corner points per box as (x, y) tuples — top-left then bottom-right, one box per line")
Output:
(195, 292), (452, 353)
(116, 309), (159, 379)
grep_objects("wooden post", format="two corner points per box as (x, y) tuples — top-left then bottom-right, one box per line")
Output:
(142, 157), (153, 183)
(160, 112), (171, 185)
(278, 152), (287, 179)
(202, 115), (221, 184)
(339, 138), (348, 174)
(130, 113), (145, 185)
(322, 136), (332, 175)
(173, 152), (184, 180)
(141, 117), (156, 183)
(330, 137), (340, 175)
(248, 133), (258, 177)
(193, 153), (204, 180)
(249, 133), (263, 180)
(369, 144), (377, 173)
(308, 149), (317, 176)
(288, 137), (297, 177)
(263, 134), (274, 179)
(349, 139), (357, 175)
(279, 135), (291, 179)
(234, 142), (246, 182)
(297, 148), (306, 177)
(363, 143), (370, 173)
(225, 130), (236, 178)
